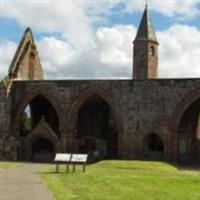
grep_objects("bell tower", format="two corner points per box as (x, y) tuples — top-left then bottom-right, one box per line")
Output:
(133, 5), (159, 79)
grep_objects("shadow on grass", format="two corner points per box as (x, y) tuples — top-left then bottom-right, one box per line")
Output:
(40, 171), (73, 174)
(2, 159), (200, 173)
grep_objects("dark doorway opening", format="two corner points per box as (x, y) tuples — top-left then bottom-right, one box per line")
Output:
(31, 137), (54, 162)
(144, 133), (164, 160)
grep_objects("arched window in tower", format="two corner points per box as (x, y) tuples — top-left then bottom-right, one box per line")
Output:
(149, 46), (155, 56)
(29, 52), (35, 79)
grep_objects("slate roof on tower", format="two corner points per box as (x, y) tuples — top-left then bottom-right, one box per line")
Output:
(134, 5), (158, 44)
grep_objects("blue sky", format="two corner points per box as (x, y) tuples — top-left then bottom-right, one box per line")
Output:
(1, 0), (200, 79)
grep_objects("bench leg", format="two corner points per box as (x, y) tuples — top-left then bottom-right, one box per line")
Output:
(56, 164), (59, 173)
(66, 164), (69, 173)
(83, 164), (86, 173)
(72, 164), (76, 173)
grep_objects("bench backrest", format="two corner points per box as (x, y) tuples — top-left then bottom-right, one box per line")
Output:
(71, 154), (88, 163)
(54, 153), (88, 163)
(54, 153), (71, 162)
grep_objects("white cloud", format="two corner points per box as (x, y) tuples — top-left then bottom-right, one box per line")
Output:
(37, 24), (200, 79)
(0, 41), (17, 79)
(1, 24), (200, 80)
(38, 37), (76, 67)
(95, 25), (134, 66)
(158, 25), (200, 78)
(124, 0), (200, 19)
(1, 1), (200, 41)
(1, 1), (94, 48)
(37, 25), (136, 79)
(0, 0), (126, 49)
(0, 1), (200, 79)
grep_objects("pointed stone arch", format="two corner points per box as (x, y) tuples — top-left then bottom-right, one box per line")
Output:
(25, 120), (58, 161)
(170, 88), (200, 161)
(65, 87), (124, 158)
(171, 88), (200, 132)
(13, 87), (62, 139)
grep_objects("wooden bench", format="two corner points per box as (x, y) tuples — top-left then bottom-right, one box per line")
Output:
(54, 153), (88, 173)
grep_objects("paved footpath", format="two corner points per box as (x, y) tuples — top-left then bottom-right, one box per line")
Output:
(0, 163), (55, 200)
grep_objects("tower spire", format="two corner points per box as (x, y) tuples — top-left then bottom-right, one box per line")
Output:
(133, 5), (159, 80)
(134, 4), (158, 43)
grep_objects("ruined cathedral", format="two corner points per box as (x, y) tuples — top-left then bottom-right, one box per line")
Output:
(0, 6), (200, 164)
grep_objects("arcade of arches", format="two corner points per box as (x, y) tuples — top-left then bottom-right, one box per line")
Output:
(18, 94), (119, 162)
(17, 93), (200, 163)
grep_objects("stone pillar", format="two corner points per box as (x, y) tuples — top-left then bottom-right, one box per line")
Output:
(169, 131), (178, 162)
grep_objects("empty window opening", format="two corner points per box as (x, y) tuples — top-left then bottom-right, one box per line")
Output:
(20, 95), (60, 137)
(143, 133), (164, 160)
(31, 138), (54, 162)
(150, 46), (155, 56)
(147, 134), (164, 152)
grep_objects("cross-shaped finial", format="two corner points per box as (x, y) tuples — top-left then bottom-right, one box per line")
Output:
(145, 0), (148, 7)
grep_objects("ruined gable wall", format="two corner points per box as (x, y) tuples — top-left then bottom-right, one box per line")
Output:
(10, 43), (43, 80)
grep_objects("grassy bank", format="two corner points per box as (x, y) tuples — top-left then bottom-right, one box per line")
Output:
(40, 160), (200, 200)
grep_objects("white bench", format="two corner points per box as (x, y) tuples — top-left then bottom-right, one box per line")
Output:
(71, 154), (88, 172)
(54, 153), (88, 173)
(54, 153), (71, 173)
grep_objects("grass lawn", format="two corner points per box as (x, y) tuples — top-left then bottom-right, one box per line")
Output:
(40, 160), (200, 200)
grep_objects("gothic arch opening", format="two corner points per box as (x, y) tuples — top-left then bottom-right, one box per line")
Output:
(20, 94), (60, 137)
(178, 98), (200, 164)
(18, 94), (60, 161)
(31, 137), (54, 162)
(143, 133), (164, 160)
(75, 94), (119, 162)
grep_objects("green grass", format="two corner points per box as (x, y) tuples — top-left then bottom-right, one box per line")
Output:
(0, 161), (23, 169)
(40, 160), (200, 200)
